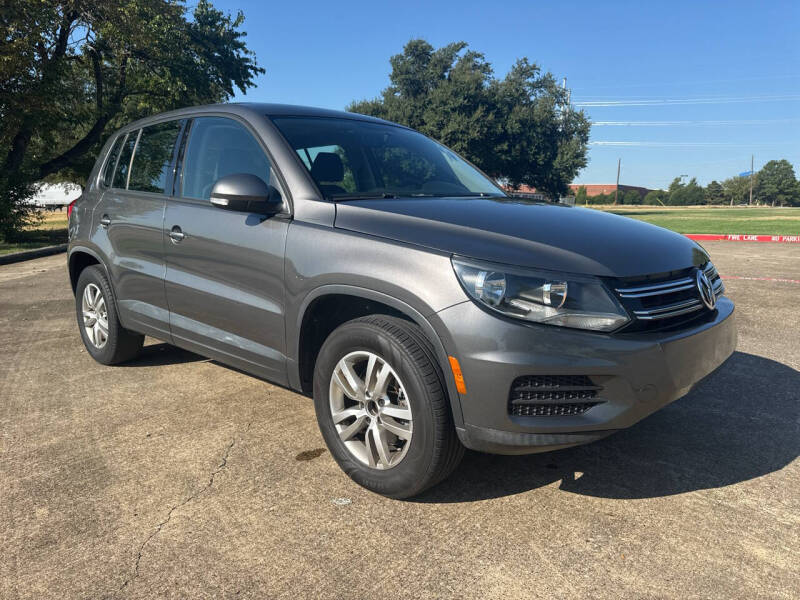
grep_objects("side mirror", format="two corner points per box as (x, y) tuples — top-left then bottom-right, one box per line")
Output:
(209, 173), (283, 215)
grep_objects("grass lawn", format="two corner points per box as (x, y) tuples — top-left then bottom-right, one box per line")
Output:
(1, 205), (798, 256)
(0, 211), (68, 255)
(596, 206), (800, 235)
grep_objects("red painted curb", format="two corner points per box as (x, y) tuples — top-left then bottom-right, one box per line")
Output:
(685, 233), (800, 243)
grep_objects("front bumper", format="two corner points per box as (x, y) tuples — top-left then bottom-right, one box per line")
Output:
(437, 297), (737, 454)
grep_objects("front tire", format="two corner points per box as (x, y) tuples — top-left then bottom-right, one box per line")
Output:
(313, 315), (463, 498)
(75, 265), (144, 365)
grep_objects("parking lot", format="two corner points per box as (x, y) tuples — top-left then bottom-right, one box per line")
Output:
(1, 241), (798, 599)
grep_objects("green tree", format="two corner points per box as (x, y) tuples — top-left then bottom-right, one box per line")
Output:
(587, 192), (614, 205)
(667, 177), (704, 205)
(704, 180), (725, 205)
(722, 175), (752, 206)
(348, 40), (591, 200)
(756, 159), (799, 206)
(622, 189), (642, 205)
(644, 190), (667, 205)
(0, 0), (263, 240)
(575, 185), (588, 205)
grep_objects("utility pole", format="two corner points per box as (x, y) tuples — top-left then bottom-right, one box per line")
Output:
(749, 154), (754, 205)
(614, 158), (621, 205)
(561, 78), (571, 122)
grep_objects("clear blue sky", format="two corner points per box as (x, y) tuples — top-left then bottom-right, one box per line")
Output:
(215, 0), (800, 190)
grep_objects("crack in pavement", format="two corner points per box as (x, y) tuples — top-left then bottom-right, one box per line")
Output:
(115, 422), (252, 596)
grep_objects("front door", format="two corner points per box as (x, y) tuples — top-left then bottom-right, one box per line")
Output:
(163, 116), (290, 384)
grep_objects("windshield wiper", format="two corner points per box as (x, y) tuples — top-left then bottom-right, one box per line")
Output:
(454, 192), (506, 198)
(331, 193), (399, 201)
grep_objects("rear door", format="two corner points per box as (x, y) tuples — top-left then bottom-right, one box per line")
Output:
(163, 116), (290, 384)
(91, 120), (184, 339)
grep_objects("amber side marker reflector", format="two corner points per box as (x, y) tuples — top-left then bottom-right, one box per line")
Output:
(448, 356), (467, 394)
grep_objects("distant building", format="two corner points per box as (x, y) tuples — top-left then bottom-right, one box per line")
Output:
(568, 184), (653, 200)
(505, 185), (545, 201)
(506, 183), (654, 201)
(24, 183), (82, 210)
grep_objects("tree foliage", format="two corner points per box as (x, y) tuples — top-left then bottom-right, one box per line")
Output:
(574, 185), (587, 205)
(347, 40), (590, 199)
(644, 189), (668, 206)
(756, 159), (799, 206)
(578, 160), (798, 207)
(667, 177), (704, 206)
(721, 175), (753, 206)
(0, 0), (263, 239)
(704, 180), (725, 205)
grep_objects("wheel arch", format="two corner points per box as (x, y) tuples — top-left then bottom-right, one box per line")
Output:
(68, 246), (107, 293)
(290, 285), (464, 428)
(67, 246), (127, 330)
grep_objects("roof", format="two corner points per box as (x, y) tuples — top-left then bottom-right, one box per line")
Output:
(115, 102), (397, 135)
(236, 102), (391, 123)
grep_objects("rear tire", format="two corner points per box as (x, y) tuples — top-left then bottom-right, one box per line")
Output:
(313, 315), (463, 498)
(75, 265), (144, 365)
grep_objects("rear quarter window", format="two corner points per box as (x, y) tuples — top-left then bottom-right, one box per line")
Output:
(101, 136), (125, 188)
(113, 132), (138, 189)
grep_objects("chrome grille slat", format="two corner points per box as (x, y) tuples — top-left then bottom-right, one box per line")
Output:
(633, 298), (702, 317)
(615, 277), (694, 297)
(616, 282), (696, 298)
(633, 302), (704, 320)
(613, 261), (724, 330)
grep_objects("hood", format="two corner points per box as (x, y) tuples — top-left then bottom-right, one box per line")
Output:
(333, 197), (709, 278)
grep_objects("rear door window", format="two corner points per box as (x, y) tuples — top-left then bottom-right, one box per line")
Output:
(128, 120), (183, 194)
(181, 117), (273, 200)
(113, 132), (138, 189)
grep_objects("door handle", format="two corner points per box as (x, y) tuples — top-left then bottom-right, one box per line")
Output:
(100, 214), (111, 228)
(169, 226), (185, 243)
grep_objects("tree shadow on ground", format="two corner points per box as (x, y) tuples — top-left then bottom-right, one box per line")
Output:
(414, 351), (799, 503)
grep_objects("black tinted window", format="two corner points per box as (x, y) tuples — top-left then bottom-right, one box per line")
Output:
(182, 117), (272, 200)
(295, 144), (356, 194)
(128, 120), (183, 194)
(272, 117), (504, 199)
(101, 136), (124, 188)
(113, 132), (137, 189)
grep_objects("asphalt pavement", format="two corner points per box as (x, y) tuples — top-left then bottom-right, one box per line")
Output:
(1, 241), (798, 599)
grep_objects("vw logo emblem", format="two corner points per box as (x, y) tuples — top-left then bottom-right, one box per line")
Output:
(696, 270), (716, 310)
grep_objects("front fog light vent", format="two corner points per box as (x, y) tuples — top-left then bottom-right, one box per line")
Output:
(508, 375), (604, 417)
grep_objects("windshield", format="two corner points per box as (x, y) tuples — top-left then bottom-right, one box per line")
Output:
(271, 116), (506, 200)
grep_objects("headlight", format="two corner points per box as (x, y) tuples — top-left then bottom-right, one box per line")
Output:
(452, 257), (630, 332)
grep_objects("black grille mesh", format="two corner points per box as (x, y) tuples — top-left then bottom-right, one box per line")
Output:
(508, 375), (602, 417)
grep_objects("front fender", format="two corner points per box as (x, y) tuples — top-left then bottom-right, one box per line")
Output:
(285, 222), (470, 427)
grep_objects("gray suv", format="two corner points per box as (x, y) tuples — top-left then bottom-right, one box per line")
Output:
(67, 103), (737, 498)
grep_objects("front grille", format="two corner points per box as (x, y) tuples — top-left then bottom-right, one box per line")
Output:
(508, 375), (603, 417)
(613, 262), (724, 332)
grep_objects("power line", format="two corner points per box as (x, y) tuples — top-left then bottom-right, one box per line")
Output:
(592, 118), (800, 126)
(575, 94), (800, 107)
(589, 141), (797, 147)
(570, 74), (800, 92)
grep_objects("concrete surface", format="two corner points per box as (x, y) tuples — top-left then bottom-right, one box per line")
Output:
(1, 241), (798, 599)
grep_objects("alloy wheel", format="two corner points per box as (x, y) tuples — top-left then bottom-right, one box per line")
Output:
(82, 283), (109, 349)
(329, 350), (413, 470)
